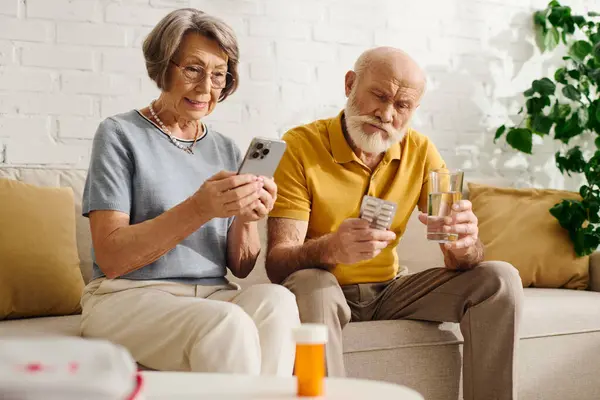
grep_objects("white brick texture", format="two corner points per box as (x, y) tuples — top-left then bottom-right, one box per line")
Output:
(21, 43), (95, 70)
(0, 16), (53, 42)
(0, 0), (18, 17)
(57, 22), (128, 47)
(26, 0), (103, 23)
(0, 67), (56, 92)
(0, 0), (598, 188)
(0, 40), (15, 65)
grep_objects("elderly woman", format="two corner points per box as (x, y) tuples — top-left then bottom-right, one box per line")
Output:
(80, 8), (299, 375)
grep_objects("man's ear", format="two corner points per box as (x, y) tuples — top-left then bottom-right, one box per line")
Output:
(344, 71), (356, 98)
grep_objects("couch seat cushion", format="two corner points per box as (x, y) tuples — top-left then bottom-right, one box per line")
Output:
(342, 288), (600, 353)
(520, 288), (600, 338)
(0, 315), (81, 337)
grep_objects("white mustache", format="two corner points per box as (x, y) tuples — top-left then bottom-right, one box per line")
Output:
(348, 115), (394, 135)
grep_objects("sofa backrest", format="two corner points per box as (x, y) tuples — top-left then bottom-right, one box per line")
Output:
(0, 167), (513, 287)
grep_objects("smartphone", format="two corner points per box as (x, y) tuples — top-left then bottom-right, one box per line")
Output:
(237, 137), (287, 178)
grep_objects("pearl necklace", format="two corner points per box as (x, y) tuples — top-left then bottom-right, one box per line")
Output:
(149, 100), (200, 154)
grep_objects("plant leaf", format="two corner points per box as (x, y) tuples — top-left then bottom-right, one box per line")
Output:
(552, 101), (571, 119)
(590, 68), (600, 84)
(506, 128), (533, 154)
(529, 95), (551, 113)
(595, 136), (600, 149)
(589, 11), (600, 17)
(548, 6), (570, 25)
(524, 88), (535, 97)
(567, 69), (581, 79)
(555, 149), (585, 176)
(572, 15), (586, 26)
(534, 23), (547, 52)
(594, 42), (600, 60)
(554, 114), (584, 143)
(569, 40), (593, 61)
(531, 114), (554, 135)
(534, 10), (547, 28)
(532, 78), (556, 96)
(562, 84), (581, 101)
(494, 125), (506, 142)
(554, 67), (567, 83)
(590, 100), (600, 124)
(544, 27), (560, 52)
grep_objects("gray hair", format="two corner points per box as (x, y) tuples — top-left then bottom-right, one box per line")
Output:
(143, 8), (239, 102)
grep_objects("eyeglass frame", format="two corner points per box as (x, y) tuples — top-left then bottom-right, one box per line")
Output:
(169, 60), (234, 90)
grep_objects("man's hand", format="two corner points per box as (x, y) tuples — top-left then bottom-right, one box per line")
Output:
(325, 218), (396, 265)
(418, 200), (483, 270)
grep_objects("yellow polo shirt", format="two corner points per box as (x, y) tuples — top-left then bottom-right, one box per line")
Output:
(270, 111), (446, 285)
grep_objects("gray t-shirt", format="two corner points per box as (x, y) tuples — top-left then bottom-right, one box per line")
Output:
(82, 110), (241, 284)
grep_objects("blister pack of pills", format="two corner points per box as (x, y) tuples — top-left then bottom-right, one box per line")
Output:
(359, 195), (397, 230)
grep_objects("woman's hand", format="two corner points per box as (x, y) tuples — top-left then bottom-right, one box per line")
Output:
(237, 176), (278, 223)
(192, 171), (263, 220)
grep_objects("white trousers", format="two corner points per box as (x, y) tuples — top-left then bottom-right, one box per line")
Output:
(80, 278), (300, 376)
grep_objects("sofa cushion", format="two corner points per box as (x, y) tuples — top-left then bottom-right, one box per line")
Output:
(519, 288), (600, 338)
(0, 179), (84, 320)
(469, 183), (589, 289)
(0, 315), (81, 337)
(0, 168), (92, 283)
(342, 288), (600, 354)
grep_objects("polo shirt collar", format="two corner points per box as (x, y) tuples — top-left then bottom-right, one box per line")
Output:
(329, 110), (402, 165)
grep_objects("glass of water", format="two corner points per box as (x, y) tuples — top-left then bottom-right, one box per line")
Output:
(427, 168), (464, 242)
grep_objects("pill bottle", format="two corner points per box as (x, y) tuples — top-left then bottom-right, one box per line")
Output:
(293, 323), (328, 397)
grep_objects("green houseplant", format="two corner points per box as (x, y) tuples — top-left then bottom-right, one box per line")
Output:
(494, 0), (600, 257)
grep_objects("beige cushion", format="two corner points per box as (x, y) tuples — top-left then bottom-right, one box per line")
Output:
(0, 168), (92, 283)
(519, 288), (600, 338)
(341, 288), (600, 354)
(0, 315), (81, 337)
(469, 183), (589, 289)
(0, 178), (84, 319)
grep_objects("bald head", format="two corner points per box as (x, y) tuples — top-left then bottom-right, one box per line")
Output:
(353, 47), (426, 95)
(343, 47), (425, 155)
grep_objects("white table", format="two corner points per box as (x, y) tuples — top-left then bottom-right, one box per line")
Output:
(141, 371), (424, 399)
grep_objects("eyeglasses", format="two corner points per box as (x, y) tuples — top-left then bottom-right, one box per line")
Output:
(170, 60), (233, 89)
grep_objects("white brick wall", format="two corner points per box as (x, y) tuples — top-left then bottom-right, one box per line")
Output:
(0, 0), (598, 190)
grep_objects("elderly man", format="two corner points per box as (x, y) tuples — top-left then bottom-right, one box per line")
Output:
(266, 46), (524, 400)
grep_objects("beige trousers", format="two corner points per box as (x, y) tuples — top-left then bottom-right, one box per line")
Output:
(283, 261), (524, 400)
(80, 278), (300, 376)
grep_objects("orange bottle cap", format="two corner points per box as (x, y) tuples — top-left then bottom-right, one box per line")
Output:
(293, 324), (328, 344)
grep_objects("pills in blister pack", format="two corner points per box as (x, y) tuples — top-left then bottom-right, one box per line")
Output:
(359, 195), (398, 230)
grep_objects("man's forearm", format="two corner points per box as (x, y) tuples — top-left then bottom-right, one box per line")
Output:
(442, 238), (485, 270)
(266, 235), (334, 284)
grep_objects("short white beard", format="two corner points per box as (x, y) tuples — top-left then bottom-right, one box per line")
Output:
(343, 90), (407, 155)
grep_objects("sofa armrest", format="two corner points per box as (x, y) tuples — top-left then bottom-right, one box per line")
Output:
(590, 252), (600, 292)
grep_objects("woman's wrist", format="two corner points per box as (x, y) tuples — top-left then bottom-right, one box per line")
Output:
(187, 194), (212, 223)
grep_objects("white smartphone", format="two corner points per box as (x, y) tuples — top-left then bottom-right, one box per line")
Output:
(237, 137), (287, 178)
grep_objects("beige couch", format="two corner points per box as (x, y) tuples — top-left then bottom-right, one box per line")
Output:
(1, 166), (600, 400)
